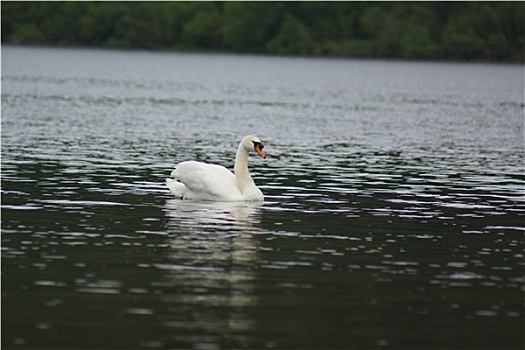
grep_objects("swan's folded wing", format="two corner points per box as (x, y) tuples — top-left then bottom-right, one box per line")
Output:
(173, 161), (242, 200)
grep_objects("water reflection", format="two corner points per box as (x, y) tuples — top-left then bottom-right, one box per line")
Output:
(161, 200), (263, 347)
(164, 199), (263, 231)
(2, 46), (524, 349)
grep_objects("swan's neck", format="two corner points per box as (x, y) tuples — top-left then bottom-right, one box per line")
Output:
(234, 145), (254, 193)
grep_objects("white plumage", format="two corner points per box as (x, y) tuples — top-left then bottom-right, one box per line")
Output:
(166, 135), (266, 201)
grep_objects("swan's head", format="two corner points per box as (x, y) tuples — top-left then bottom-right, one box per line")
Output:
(242, 135), (266, 159)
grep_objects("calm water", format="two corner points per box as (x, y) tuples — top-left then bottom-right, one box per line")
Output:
(2, 46), (524, 349)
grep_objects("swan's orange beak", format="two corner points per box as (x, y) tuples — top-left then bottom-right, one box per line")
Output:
(254, 144), (266, 159)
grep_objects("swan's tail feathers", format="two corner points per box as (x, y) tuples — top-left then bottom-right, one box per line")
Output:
(165, 178), (188, 199)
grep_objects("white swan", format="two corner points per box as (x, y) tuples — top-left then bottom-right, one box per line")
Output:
(166, 135), (266, 201)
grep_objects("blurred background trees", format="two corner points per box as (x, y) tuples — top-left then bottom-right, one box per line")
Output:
(2, 1), (523, 61)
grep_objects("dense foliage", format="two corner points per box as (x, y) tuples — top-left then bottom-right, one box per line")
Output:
(2, 1), (524, 61)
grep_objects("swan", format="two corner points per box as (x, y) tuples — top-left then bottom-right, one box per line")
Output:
(166, 135), (266, 201)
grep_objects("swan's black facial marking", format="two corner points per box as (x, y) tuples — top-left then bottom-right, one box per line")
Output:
(252, 141), (264, 150)
(252, 141), (266, 159)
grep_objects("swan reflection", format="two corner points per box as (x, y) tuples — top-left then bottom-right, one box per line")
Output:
(160, 199), (263, 347)
(164, 198), (263, 231)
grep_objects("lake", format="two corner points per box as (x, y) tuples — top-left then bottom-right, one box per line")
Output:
(2, 45), (524, 349)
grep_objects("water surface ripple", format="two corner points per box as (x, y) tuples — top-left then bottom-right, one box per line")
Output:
(2, 46), (524, 349)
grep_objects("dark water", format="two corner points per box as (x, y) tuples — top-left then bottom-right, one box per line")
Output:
(2, 46), (524, 349)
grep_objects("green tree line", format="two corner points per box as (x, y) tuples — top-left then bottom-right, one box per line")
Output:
(2, 1), (524, 61)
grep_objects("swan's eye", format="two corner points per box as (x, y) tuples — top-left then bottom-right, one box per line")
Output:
(252, 141), (264, 150)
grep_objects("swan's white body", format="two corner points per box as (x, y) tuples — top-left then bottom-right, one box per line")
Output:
(166, 135), (265, 201)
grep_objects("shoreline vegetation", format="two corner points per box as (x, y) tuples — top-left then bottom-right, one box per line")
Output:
(2, 2), (524, 62)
